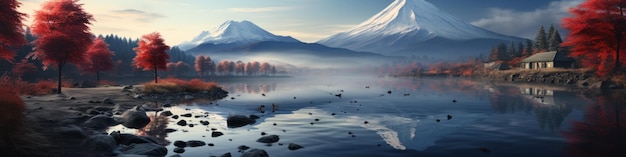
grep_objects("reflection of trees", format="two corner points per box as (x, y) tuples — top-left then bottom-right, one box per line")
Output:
(563, 91), (626, 157)
(136, 113), (170, 146)
(534, 104), (572, 131)
(223, 82), (277, 94)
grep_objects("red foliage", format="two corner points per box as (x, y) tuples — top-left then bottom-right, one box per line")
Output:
(133, 32), (170, 83)
(195, 56), (206, 77)
(81, 38), (115, 81)
(12, 60), (38, 77)
(0, 0), (27, 61)
(562, 0), (626, 76)
(0, 87), (25, 139)
(31, 0), (93, 93)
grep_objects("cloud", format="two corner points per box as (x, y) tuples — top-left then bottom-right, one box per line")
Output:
(228, 7), (292, 13)
(110, 9), (165, 23)
(470, 0), (584, 39)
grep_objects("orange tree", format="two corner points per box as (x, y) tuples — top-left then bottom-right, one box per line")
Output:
(31, 0), (94, 94)
(133, 32), (170, 83)
(562, 0), (626, 76)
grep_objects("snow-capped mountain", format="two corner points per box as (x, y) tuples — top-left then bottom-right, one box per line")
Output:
(178, 20), (299, 51)
(318, 0), (524, 57)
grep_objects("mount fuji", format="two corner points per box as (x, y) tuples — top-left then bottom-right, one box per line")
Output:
(180, 20), (384, 59)
(317, 0), (525, 57)
(178, 20), (299, 51)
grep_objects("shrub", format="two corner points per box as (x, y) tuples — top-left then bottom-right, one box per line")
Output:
(143, 78), (219, 94)
(0, 88), (25, 139)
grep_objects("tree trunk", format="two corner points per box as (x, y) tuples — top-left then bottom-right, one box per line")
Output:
(57, 63), (64, 94)
(154, 68), (158, 83)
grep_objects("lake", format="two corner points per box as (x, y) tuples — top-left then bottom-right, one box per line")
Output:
(108, 76), (626, 157)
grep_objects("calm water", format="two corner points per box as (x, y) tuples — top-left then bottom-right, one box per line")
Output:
(109, 76), (626, 157)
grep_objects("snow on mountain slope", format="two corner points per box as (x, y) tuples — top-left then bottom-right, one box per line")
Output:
(178, 20), (299, 51)
(318, 0), (523, 55)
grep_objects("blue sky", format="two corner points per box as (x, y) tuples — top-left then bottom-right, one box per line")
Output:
(19, 0), (584, 45)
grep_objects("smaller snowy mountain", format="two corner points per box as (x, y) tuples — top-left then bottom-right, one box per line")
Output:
(178, 20), (299, 51)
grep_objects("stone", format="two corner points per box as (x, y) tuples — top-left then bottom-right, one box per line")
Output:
(121, 143), (167, 156)
(220, 152), (231, 157)
(590, 80), (610, 89)
(186, 140), (206, 147)
(211, 131), (224, 137)
(171, 115), (179, 119)
(173, 147), (185, 153)
(200, 120), (210, 125)
(54, 125), (85, 138)
(160, 111), (173, 117)
(176, 120), (187, 126)
(256, 135), (279, 143)
(227, 115), (255, 128)
(184, 95), (194, 100)
(238, 145), (250, 151)
(119, 107), (151, 129)
(241, 149), (269, 157)
(110, 131), (156, 145)
(113, 104), (130, 115)
(84, 135), (117, 155)
(180, 113), (192, 117)
(173, 140), (187, 147)
(83, 115), (118, 130)
(165, 128), (177, 133)
(288, 143), (304, 150)
(102, 98), (114, 104)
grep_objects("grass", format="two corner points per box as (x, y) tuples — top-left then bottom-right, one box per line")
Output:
(142, 78), (219, 94)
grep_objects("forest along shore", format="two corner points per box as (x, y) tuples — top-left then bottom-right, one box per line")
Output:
(7, 85), (227, 157)
(484, 69), (624, 90)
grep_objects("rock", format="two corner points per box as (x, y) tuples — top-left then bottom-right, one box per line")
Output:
(87, 109), (102, 115)
(121, 143), (167, 156)
(227, 115), (255, 128)
(83, 115), (118, 130)
(211, 131), (224, 137)
(256, 135), (280, 143)
(180, 113), (192, 117)
(249, 115), (260, 120)
(590, 80), (610, 89)
(119, 107), (151, 129)
(173, 147), (185, 153)
(160, 111), (173, 117)
(165, 128), (177, 133)
(207, 143), (215, 146)
(171, 115), (179, 119)
(54, 125), (85, 137)
(220, 152), (232, 157)
(67, 96), (76, 100)
(123, 85), (134, 90)
(162, 103), (172, 107)
(173, 140), (187, 147)
(241, 149), (269, 157)
(186, 140), (206, 147)
(102, 98), (114, 104)
(184, 95), (194, 100)
(84, 135), (117, 155)
(113, 104), (130, 115)
(200, 120), (210, 125)
(288, 143), (304, 150)
(110, 131), (157, 145)
(133, 94), (144, 99)
(176, 120), (187, 126)
(238, 145), (250, 151)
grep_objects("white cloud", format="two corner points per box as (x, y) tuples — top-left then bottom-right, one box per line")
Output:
(110, 9), (165, 23)
(470, 0), (584, 39)
(228, 7), (292, 13)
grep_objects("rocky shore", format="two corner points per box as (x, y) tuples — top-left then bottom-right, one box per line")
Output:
(485, 69), (624, 89)
(4, 85), (230, 157)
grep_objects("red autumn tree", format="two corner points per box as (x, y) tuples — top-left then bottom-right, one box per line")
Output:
(562, 0), (626, 76)
(0, 0), (27, 61)
(81, 38), (115, 81)
(133, 32), (170, 83)
(195, 56), (206, 77)
(12, 60), (37, 78)
(31, 0), (94, 94)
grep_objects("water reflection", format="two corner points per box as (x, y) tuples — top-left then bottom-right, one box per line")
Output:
(221, 82), (277, 94)
(564, 91), (626, 157)
(136, 112), (171, 146)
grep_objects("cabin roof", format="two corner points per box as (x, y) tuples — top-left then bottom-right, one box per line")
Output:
(521, 51), (574, 63)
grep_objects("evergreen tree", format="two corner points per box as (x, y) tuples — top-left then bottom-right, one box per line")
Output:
(525, 39), (534, 57)
(508, 41), (516, 59)
(517, 42), (524, 57)
(549, 29), (563, 51)
(547, 24), (555, 43)
(497, 43), (508, 60)
(534, 25), (548, 52)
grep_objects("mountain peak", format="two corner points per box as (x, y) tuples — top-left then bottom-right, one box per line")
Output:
(318, 0), (523, 56)
(179, 20), (299, 51)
